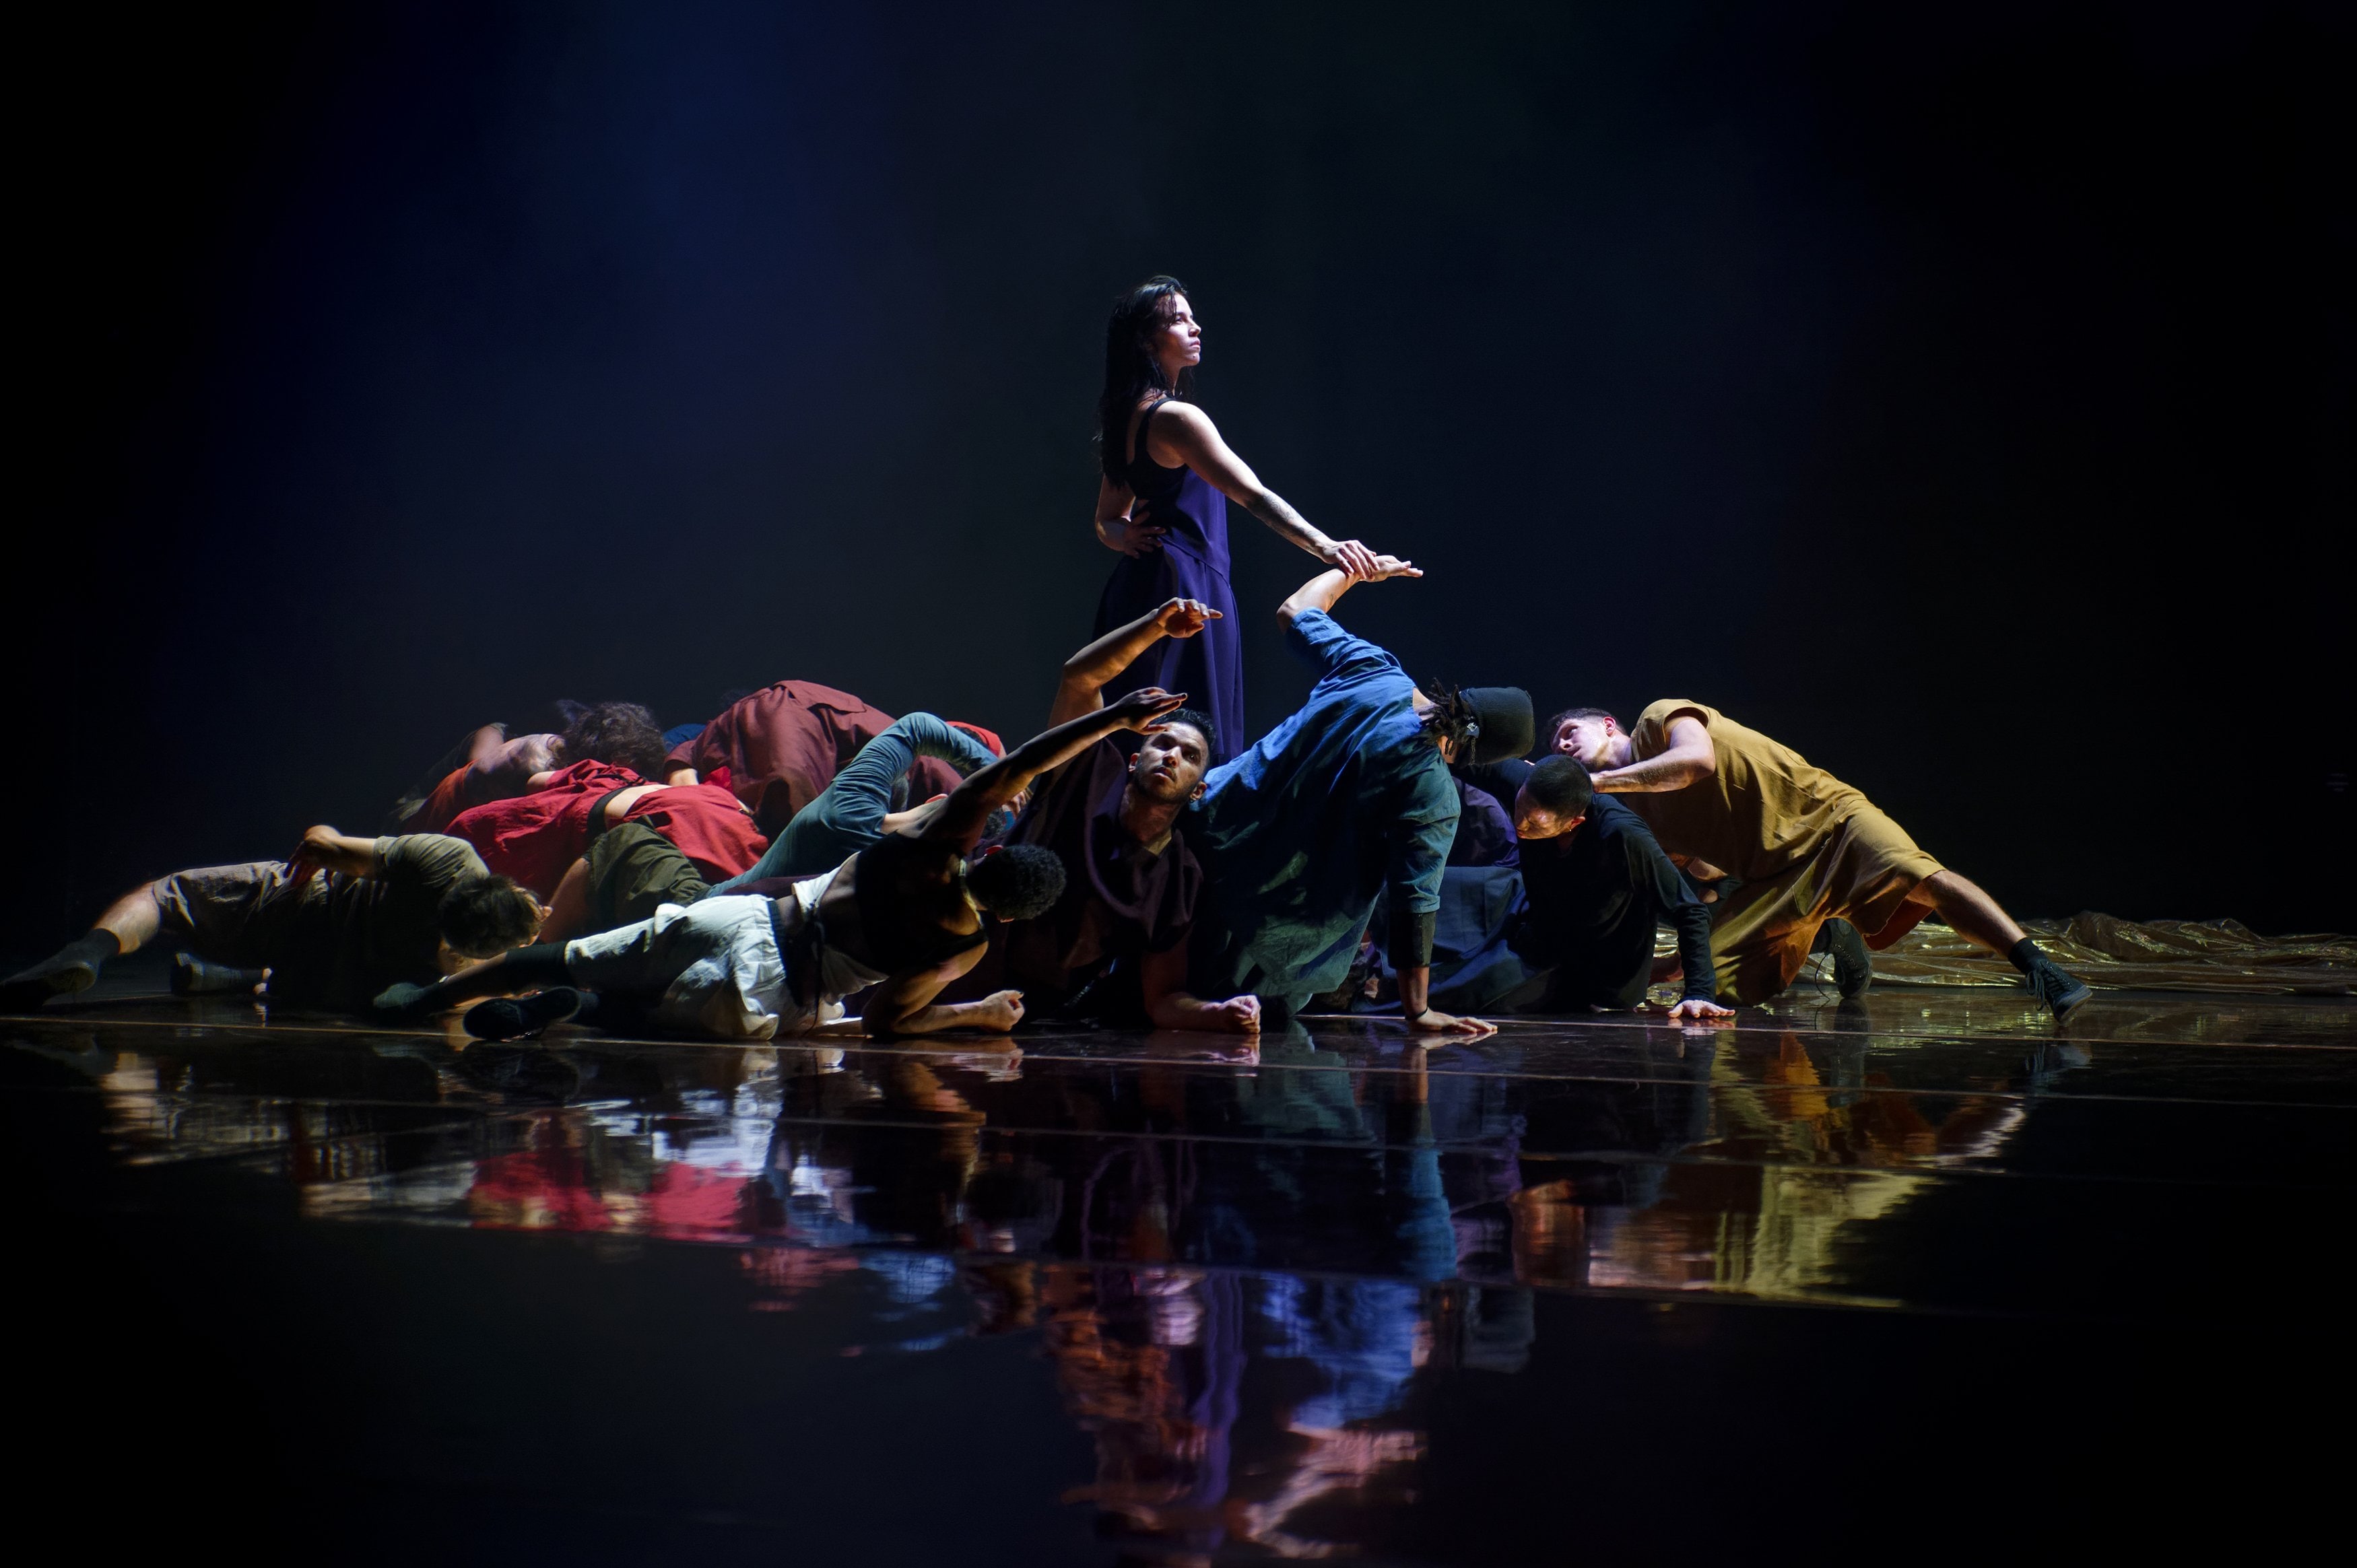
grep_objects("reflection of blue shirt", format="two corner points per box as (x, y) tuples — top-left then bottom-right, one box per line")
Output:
(1194, 611), (1459, 1004)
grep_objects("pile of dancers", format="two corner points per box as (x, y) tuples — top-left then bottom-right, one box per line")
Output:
(1, 276), (2093, 1037)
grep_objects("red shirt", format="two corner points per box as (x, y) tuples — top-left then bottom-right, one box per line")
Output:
(618, 782), (767, 883)
(671, 681), (985, 834)
(445, 760), (642, 895)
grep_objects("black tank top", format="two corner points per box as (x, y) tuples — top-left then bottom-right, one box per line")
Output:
(852, 835), (991, 974)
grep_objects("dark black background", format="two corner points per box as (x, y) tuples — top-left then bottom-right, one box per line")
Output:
(9, 0), (2349, 955)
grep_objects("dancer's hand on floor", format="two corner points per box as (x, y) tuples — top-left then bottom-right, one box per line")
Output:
(1666, 996), (1735, 1026)
(1408, 1008), (1496, 1039)
(1201, 994), (1262, 1033)
(970, 990), (1026, 1031)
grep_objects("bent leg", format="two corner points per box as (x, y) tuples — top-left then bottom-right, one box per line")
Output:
(1905, 869), (2027, 954)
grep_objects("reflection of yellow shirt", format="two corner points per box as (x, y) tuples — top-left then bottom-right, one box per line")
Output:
(1620, 700), (1875, 881)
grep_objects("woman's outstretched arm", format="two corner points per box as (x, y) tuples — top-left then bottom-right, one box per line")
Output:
(1150, 402), (1381, 577)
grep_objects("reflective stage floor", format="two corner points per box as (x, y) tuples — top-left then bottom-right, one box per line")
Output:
(9, 956), (2351, 1563)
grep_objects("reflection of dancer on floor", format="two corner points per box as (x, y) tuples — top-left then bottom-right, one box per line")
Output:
(1092, 275), (1388, 763)
(378, 689), (1193, 1042)
(1551, 702), (2092, 1019)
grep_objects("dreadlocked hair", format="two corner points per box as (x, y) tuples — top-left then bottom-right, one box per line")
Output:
(1416, 677), (1480, 755)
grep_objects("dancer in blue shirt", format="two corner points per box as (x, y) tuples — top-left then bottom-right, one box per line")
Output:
(1191, 559), (1532, 1035)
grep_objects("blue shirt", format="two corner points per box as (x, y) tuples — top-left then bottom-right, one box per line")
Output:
(1192, 609), (1459, 1004)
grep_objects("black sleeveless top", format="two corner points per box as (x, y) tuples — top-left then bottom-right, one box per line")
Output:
(1118, 399), (1230, 572)
(852, 834), (992, 974)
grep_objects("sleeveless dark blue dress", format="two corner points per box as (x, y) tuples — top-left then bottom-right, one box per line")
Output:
(1093, 398), (1246, 763)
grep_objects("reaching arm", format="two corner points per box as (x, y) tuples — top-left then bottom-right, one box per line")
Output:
(1591, 716), (1716, 793)
(927, 687), (1189, 848)
(1049, 597), (1222, 728)
(1275, 557), (1424, 624)
(1151, 403), (1381, 576)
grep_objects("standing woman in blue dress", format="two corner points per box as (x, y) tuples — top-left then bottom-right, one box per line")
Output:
(1092, 276), (1393, 763)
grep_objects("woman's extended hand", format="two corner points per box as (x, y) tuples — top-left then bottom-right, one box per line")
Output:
(1153, 598), (1222, 638)
(1358, 554), (1423, 582)
(1318, 537), (1383, 578)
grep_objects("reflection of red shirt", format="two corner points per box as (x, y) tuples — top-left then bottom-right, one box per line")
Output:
(468, 1146), (755, 1240)
(669, 681), (989, 836)
(446, 762), (768, 896)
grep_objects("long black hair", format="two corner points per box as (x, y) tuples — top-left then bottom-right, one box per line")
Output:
(1097, 275), (1195, 482)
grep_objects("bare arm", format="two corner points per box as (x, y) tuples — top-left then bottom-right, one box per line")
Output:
(1048, 598), (1222, 728)
(1152, 404), (1381, 576)
(1141, 943), (1261, 1033)
(1591, 716), (1717, 794)
(1276, 557), (1424, 624)
(1093, 472), (1166, 558)
(927, 687), (1188, 848)
(296, 826), (380, 877)
(859, 945), (1025, 1037)
(1397, 964), (1497, 1037)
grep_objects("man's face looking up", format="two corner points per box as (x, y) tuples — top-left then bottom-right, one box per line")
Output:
(1131, 723), (1209, 805)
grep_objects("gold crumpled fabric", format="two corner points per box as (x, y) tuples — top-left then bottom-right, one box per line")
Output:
(1655, 912), (2355, 996)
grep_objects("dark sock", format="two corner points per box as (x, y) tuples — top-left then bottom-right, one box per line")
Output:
(172, 953), (266, 996)
(1, 930), (123, 1010)
(2005, 938), (2043, 975)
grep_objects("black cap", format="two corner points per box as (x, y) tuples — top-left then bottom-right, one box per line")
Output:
(1458, 687), (1535, 765)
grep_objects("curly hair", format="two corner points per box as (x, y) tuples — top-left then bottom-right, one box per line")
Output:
(559, 700), (669, 782)
(966, 844), (1067, 921)
(438, 875), (543, 959)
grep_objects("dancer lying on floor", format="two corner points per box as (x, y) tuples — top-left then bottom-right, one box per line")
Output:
(942, 596), (1261, 1032)
(1425, 755), (1731, 1021)
(663, 679), (997, 834)
(523, 710), (1004, 945)
(444, 755), (768, 900)
(374, 688), (1193, 1042)
(0, 830), (543, 1013)
(1551, 702), (2093, 1019)
(1189, 560), (1532, 1037)
(391, 701), (673, 833)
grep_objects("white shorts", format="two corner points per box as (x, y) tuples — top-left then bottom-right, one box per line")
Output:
(565, 896), (794, 1039)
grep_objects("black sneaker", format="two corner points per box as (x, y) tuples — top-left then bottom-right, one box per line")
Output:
(1819, 919), (1873, 999)
(2024, 959), (2092, 1022)
(463, 987), (588, 1042)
